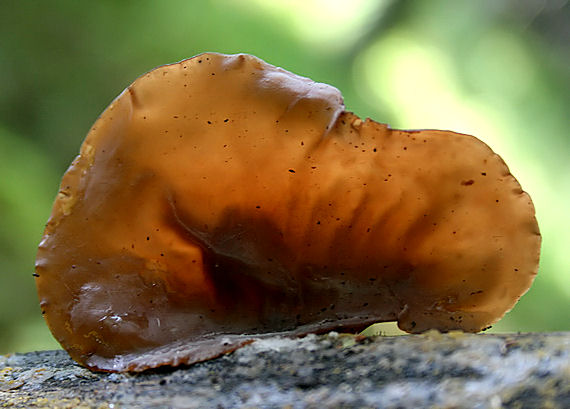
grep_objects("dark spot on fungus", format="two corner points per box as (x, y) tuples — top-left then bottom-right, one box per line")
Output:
(35, 52), (540, 373)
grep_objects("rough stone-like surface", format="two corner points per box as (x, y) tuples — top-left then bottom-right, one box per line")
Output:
(1, 331), (568, 408)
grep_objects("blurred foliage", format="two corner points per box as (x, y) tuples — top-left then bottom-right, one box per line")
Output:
(0, 0), (568, 354)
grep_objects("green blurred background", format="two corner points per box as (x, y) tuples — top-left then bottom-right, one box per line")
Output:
(1, 0), (568, 354)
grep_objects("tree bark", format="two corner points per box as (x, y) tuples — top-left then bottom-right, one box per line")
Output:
(1, 331), (568, 408)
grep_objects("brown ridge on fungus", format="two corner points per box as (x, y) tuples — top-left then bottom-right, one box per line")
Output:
(35, 53), (541, 372)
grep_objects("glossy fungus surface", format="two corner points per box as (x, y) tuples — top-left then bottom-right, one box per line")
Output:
(35, 53), (541, 372)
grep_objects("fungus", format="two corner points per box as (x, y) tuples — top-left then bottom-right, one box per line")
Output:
(35, 53), (540, 372)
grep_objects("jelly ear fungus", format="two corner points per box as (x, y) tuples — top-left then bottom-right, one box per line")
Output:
(35, 53), (540, 372)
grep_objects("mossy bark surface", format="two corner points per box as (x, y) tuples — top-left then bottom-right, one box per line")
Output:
(1, 331), (568, 408)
